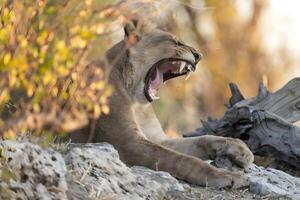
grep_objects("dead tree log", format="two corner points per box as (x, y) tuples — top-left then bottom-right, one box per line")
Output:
(184, 78), (300, 170)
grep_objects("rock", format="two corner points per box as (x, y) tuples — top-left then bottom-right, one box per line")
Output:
(213, 156), (300, 200)
(0, 140), (68, 200)
(247, 164), (300, 200)
(1, 141), (299, 199)
(64, 143), (188, 200)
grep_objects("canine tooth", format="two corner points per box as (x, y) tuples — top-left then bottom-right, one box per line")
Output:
(179, 62), (185, 72)
(185, 63), (189, 69)
(149, 91), (160, 100)
(185, 71), (191, 80)
(151, 94), (160, 100)
(188, 64), (196, 72)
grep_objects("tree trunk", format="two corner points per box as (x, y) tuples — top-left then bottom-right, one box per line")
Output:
(184, 78), (300, 170)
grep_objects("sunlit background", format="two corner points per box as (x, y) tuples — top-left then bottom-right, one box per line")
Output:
(147, 0), (300, 136)
(92, 0), (300, 137)
(1, 0), (300, 138)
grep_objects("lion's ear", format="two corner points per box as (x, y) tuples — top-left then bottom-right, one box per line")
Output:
(124, 19), (155, 45)
(124, 19), (138, 37)
(124, 19), (141, 45)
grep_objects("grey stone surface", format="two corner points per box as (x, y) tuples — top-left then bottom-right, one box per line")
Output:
(64, 143), (188, 200)
(1, 141), (299, 200)
(213, 156), (300, 200)
(0, 140), (68, 200)
(247, 164), (300, 200)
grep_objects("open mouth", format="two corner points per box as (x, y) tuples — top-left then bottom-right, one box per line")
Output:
(144, 58), (196, 102)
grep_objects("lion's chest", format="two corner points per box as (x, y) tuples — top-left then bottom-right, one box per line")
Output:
(132, 103), (168, 143)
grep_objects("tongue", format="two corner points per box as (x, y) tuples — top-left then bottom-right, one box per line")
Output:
(149, 67), (163, 90)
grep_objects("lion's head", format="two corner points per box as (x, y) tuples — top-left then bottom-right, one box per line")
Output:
(111, 19), (202, 104)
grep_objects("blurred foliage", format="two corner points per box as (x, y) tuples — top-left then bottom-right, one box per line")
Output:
(0, 0), (294, 139)
(154, 0), (293, 136)
(0, 0), (131, 139)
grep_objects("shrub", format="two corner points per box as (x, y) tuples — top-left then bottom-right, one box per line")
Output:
(0, 0), (127, 139)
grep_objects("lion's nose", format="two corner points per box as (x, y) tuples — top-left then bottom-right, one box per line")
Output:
(193, 51), (202, 63)
(191, 49), (203, 63)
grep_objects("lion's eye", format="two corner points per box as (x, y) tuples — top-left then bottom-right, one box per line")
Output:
(171, 39), (179, 46)
(170, 35), (179, 43)
(175, 40), (184, 46)
(171, 36), (184, 46)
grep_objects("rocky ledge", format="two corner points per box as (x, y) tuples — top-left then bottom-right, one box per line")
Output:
(0, 140), (299, 200)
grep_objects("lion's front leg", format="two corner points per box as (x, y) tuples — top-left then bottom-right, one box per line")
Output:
(161, 135), (254, 168)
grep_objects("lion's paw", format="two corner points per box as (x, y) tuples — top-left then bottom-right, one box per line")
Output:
(211, 138), (254, 168)
(206, 169), (249, 189)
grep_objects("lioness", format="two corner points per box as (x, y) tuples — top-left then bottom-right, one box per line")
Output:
(72, 19), (254, 188)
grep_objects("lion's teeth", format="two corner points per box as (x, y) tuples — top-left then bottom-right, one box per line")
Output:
(185, 71), (191, 80)
(149, 90), (160, 100)
(185, 63), (189, 69)
(172, 61), (176, 64)
(188, 64), (196, 72)
(179, 62), (185, 72)
(152, 95), (160, 100)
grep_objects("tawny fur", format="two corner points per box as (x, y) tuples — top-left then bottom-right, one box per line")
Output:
(71, 20), (254, 188)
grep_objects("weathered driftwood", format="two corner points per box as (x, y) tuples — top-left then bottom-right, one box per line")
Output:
(184, 78), (300, 170)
